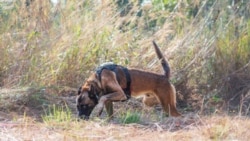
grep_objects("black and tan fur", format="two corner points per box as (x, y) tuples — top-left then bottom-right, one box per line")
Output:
(76, 41), (181, 119)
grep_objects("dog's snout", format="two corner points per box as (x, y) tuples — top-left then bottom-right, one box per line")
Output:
(78, 112), (89, 120)
(84, 116), (89, 120)
(78, 115), (89, 120)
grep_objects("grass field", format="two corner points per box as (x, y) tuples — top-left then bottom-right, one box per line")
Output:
(0, 0), (250, 140)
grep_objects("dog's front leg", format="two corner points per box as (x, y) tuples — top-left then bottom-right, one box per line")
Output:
(95, 97), (107, 117)
(105, 101), (113, 119)
(96, 70), (128, 118)
(95, 91), (127, 117)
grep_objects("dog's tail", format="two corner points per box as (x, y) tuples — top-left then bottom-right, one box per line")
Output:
(152, 40), (170, 79)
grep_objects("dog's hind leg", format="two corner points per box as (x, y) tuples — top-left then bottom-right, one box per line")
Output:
(155, 87), (181, 117)
(142, 94), (159, 107)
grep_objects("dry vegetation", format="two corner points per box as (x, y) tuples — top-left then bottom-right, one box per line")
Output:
(0, 0), (250, 140)
(1, 115), (250, 141)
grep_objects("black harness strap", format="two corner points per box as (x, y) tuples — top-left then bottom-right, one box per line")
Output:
(95, 62), (131, 100)
(122, 67), (131, 99)
(96, 62), (119, 82)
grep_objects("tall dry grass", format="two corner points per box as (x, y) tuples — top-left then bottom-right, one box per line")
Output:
(0, 0), (249, 113)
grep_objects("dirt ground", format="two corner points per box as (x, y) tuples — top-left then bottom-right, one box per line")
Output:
(0, 87), (250, 141)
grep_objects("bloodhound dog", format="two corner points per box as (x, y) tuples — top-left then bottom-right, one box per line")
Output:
(76, 41), (181, 119)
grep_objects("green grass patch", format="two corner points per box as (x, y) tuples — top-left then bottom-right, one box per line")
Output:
(119, 110), (141, 124)
(42, 104), (72, 124)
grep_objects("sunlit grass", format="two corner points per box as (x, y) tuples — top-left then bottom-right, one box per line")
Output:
(1, 1), (250, 141)
(119, 110), (142, 124)
(42, 104), (72, 124)
(0, 3), (249, 141)
(0, 1), (249, 99)
(2, 112), (250, 141)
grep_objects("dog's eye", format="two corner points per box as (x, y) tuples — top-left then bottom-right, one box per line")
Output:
(81, 105), (88, 109)
(77, 105), (86, 109)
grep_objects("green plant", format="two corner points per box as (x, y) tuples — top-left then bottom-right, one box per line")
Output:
(152, 0), (177, 11)
(212, 95), (222, 103)
(42, 104), (72, 124)
(119, 110), (141, 124)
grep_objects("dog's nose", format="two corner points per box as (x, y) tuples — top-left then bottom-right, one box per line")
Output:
(78, 115), (89, 120)
(83, 116), (89, 120)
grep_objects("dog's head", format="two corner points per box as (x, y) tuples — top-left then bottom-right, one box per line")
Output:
(76, 74), (102, 120)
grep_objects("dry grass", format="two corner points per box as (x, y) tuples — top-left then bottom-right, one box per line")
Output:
(1, 114), (250, 141)
(0, 0), (250, 140)
(0, 88), (250, 141)
(0, 0), (249, 100)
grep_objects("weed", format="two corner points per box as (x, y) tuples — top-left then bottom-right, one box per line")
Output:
(212, 95), (222, 103)
(42, 104), (72, 124)
(119, 110), (141, 124)
(208, 118), (230, 140)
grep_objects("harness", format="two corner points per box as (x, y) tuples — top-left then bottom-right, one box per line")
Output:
(95, 62), (131, 100)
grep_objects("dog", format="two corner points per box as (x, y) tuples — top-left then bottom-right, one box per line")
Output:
(76, 41), (181, 120)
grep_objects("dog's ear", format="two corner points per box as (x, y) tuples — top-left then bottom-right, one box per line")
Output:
(78, 87), (82, 95)
(81, 81), (92, 93)
(89, 84), (96, 98)
(88, 84), (99, 104)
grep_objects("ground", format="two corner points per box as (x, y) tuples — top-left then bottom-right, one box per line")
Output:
(0, 87), (250, 141)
